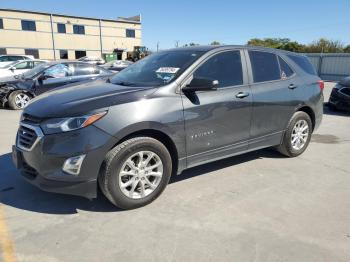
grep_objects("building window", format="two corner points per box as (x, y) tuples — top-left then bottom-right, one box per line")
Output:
(0, 18), (3, 29)
(0, 48), (6, 55)
(25, 49), (39, 59)
(60, 50), (68, 59)
(73, 25), (85, 35)
(75, 50), (86, 59)
(21, 20), (36, 31)
(126, 29), (135, 38)
(57, 23), (66, 33)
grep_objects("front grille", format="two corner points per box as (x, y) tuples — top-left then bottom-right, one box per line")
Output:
(17, 124), (43, 151)
(22, 162), (38, 180)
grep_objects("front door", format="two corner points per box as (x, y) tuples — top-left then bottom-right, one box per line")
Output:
(35, 63), (72, 95)
(181, 50), (252, 168)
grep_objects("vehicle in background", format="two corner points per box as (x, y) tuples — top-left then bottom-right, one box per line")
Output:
(0, 55), (34, 67)
(12, 46), (324, 210)
(126, 46), (150, 62)
(77, 56), (105, 65)
(102, 60), (133, 72)
(328, 76), (350, 111)
(0, 61), (113, 109)
(0, 60), (47, 79)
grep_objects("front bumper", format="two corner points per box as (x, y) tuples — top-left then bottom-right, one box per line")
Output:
(12, 123), (118, 198)
(0, 86), (10, 106)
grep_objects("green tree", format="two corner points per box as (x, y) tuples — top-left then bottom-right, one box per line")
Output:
(210, 41), (221, 45)
(303, 38), (344, 53)
(247, 38), (305, 52)
(183, 42), (199, 47)
(345, 45), (350, 53)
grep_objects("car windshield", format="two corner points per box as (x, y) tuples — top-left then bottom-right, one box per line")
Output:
(110, 50), (205, 87)
(22, 63), (51, 79)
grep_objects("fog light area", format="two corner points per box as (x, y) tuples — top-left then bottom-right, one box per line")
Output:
(62, 155), (86, 175)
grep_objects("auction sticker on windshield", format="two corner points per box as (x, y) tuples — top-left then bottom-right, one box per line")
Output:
(156, 67), (180, 82)
(156, 67), (180, 74)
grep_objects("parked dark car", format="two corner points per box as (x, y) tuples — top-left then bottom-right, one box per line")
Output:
(12, 46), (323, 209)
(102, 60), (133, 72)
(0, 61), (113, 109)
(328, 76), (350, 111)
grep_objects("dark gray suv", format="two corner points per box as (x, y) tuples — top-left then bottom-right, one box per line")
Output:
(12, 46), (323, 209)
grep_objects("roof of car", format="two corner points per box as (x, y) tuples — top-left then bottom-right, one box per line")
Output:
(45, 60), (98, 65)
(165, 45), (300, 56)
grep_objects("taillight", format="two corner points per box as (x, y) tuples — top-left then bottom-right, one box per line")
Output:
(317, 80), (324, 91)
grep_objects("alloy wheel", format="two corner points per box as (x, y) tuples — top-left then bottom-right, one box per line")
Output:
(291, 119), (309, 150)
(118, 151), (163, 199)
(15, 93), (30, 109)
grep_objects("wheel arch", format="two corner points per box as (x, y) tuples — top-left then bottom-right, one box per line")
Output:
(108, 127), (180, 176)
(296, 105), (315, 131)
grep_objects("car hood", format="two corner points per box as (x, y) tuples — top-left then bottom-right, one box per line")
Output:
(24, 79), (157, 118)
(0, 75), (33, 86)
(340, 76), (350, 87)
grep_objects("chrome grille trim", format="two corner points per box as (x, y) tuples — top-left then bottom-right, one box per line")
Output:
(16, 123), (44, 151)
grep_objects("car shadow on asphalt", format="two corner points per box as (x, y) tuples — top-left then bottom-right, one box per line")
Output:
(0, 149), (284, 215)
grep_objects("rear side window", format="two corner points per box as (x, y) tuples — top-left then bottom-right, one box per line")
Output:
(14, 61), (33, 69)
(249, 51), (280, 83)
(72, 63), (96, 76)
(287, 55), (317, 75)
(194, 51), (243, 88)
(278, 56), (294, 78)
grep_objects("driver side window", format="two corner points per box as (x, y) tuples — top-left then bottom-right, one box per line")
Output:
(194, 51), (243, 88)
(44, 64), (71, 78)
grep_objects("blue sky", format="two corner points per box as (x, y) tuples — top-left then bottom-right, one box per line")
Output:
(1, 0), (350, 50)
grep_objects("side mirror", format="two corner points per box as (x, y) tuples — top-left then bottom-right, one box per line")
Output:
(39, 72), (54, 81)
(182, 77), (219, 92)
(9, 67), (15, 72)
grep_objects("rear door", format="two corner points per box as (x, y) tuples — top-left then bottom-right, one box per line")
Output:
(181, 49), (252, 167)
(12, 61), (34, 75)
(246, 50), (297, 149)
(69, 63), (100, 84)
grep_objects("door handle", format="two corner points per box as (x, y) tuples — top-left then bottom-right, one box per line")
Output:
(235, 92), (250, 99)
(288, 84), (298, 89)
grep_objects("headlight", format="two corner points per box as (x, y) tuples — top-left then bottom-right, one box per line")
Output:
(41, 111), (107, 134)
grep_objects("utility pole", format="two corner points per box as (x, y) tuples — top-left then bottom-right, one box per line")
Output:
(49, 14), (56, 60)
(156, 42), (159, 52)
(175, 40), (179, 48)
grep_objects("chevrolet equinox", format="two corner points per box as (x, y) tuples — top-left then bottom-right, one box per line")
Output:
(12, 46), (323, 209)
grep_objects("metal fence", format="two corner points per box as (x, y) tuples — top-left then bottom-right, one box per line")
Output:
(305, 53), (350, 81)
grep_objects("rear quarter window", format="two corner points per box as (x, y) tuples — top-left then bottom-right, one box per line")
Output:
(286, 55), (317, 75)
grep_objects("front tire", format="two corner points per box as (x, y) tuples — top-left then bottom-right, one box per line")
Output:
(277, 111), (312, 157)
(8, 90), (31, 110)
(99, 137), (172, 209)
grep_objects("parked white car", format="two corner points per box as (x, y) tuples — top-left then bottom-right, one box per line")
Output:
(77, 56), (105, 65)
(0, 55), (34, 67)
(0, 60), (47, 79)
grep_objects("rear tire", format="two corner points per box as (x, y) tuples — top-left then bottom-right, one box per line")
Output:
(99, 137), (172, 209)
(277, 111), (312, 157)
(8, 90), (31, 110)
